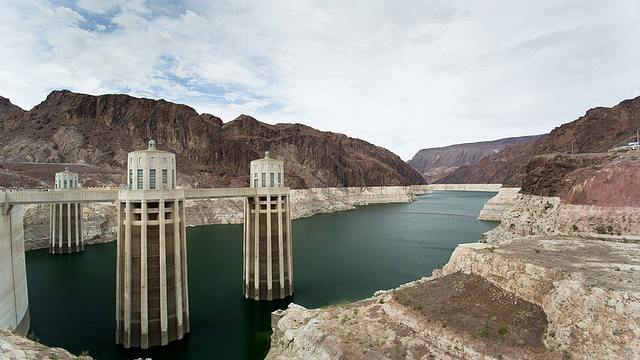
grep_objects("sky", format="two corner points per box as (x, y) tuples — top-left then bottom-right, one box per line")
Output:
(1, 1), (639, 160)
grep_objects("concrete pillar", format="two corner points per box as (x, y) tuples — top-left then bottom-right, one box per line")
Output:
(115, 191), (189, 348)
(243, 190), (293, 300)
(0, 205), (30, 334)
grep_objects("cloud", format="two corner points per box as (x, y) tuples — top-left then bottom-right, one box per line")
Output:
(1, 0), (640, 159)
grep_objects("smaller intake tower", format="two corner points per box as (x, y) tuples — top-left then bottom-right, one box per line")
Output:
(243, 151), (294, 300)
(49, 168), (83, 254)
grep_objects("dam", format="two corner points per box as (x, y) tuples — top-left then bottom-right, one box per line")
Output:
(0, 142), (293, 349)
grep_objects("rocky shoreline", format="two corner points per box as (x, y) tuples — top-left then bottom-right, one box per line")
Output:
(265, 190), (640, 359)
(0, 328), (93, 360)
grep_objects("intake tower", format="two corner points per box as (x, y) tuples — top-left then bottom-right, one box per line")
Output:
(49, 168), (84, 254)
(243, 151), (293, 300)
(115, 140), (189, 348)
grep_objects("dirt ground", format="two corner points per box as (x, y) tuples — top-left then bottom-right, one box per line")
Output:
(394, 272), (550, 358)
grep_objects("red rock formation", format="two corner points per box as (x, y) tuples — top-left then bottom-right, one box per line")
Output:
(408, 135), (541, 183)
(438, 95), (640, 186)
(0, 90), (425, 189)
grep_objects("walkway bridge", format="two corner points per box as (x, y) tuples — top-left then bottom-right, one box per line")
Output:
(1, 187), (287, 213)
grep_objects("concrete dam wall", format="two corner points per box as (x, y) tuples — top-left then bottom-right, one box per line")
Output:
(0, 205), (29, 334)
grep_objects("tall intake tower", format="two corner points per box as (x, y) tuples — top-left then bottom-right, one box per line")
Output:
(115, 140), (189, 349)
(243, 151), (293, 300)
(49, 168), (84, 253)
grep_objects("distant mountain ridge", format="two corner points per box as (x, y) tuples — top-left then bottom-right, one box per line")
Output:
(408, 135), (541, 183)
(437, 95), (640, 186)
(0, 90), (425, 189)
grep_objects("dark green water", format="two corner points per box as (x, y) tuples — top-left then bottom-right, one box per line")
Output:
(25, 191), (498, 359)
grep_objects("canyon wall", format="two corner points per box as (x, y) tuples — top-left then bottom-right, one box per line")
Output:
(0, 327), (92, 360)
(266, 238), (640, 360)
(408, 135), (540, 183)
(482, 194), (640, 243)
(266, 191), (640, 359)
(477, 187), (520, 221)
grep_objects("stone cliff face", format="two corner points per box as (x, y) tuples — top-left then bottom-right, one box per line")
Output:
(482, 193), (640, 244)
(441, 241), (640, 359)
(0, 327), (93, 360)
(479, 150), (640, 243)
(0, 96), (22, 121)
(520, 152), (640, 207)
(267, 239), (640, 359)
(408, 135), (540, 183)
(477, 187), (521, 221)
(267, 271), (552, 360)
(266, 156), (640, 359)
(438, 95), (640, 185)
(0, 90), (425, 189)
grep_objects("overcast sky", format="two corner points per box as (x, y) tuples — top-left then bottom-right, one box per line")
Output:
(1, 1), (639, 160)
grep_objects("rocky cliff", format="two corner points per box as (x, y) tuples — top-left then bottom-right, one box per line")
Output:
(440, 241), (640, 359)
(266, 149), (640, 359)
(0, 90), (424, 189)
(408, 135), (540, 183)
(438, 95), (640, 185)
(267, 238), (640, 359)
(0, 327), (93, 360)
(0, 96), (22, 121)
(477, 187), (521, 221)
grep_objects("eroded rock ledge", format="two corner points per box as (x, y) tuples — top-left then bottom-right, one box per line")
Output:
(0, 327), (93, 360)
(482, 194), (640, 243)
(266, 238), (640, 359)
(266, 192), (640, 359)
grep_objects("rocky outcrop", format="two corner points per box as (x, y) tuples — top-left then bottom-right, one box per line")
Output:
(477, 187), (520, 221)
(441, 240), (640, 359)
(478, 151), (640, 241)
(482, 194), (640, 244)
(520, 153), (640, 207)
(21, 204), (50, 251)
(267, 273), (551, 360)
(266, 238), (640, 360)
(0, 90), (425, 189)
(0, 97), (23, 123)
(0, 327), (93, 360)
(409, 135), (540, 183)
(185, 198), (245, 226)
(438, 95), (640, 185)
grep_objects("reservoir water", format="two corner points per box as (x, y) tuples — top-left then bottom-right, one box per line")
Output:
(25, 191), (498, 359)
